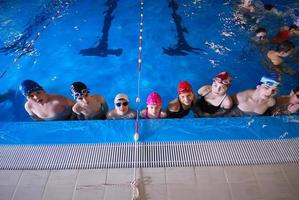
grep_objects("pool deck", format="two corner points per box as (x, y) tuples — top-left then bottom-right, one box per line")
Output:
(1, 164), (299, 200)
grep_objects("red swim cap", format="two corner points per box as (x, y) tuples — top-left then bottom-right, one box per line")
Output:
(272, 30), (289, 44)
(177, 81), (193, 95)
(213, 72), (232, 85)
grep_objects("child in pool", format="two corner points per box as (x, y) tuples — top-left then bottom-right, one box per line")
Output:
(167, 81), (196, 118)
(20, 80), (75, 121)
(140, 92), (167, 119)
(71, 81), (108, 120)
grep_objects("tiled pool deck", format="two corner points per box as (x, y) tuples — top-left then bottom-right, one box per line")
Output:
(1, 164), (299, 200)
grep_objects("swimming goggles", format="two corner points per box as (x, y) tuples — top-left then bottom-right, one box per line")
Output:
(296, 93), (299, 99)
(257, 35), (267, 40)
(178, 87), (192, 94)
(259, 76), (280, 87)
(115, 102), (129, 107)
(213, 77), (231, 85)
(72, 89), (89, 100)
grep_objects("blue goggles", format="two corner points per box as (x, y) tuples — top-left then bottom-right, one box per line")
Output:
(259, 76), (280, 87)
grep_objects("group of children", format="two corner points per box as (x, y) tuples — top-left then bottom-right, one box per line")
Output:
(17, 0), (299, 121)
(238, 0), (299, 76)
(19, 73), (299, 121)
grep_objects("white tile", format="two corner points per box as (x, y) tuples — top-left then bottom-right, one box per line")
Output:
(195, 166), (226, 184)
(224, 166), (256, 183)
(43, 185), (75, 200)
(253, 165), (286, 182)
(166, 167), (196, 184)
(12, 186), (44, 200)
(197, 182), (232, 200)
(106, 168), (134, 184)
(229, 181), (262, 200)
(74, 187), (105, 200)
(0, 170), (22, 186)
(141, 184), (167, 200)
(167, 184), (199, 200)
(0, 185), (15, 200)
(18, 170), (49, 186)
(139, 168), (166, 185)
(47, 170), (78, 186)
(103, 185), (132, 200)
(281, 164), (299, 185)
(77, 169), (107, 186)
(258, 180), (294, 200)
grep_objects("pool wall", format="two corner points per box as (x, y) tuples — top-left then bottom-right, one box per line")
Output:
(1, 115), (298, 145)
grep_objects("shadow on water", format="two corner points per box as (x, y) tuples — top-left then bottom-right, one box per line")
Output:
(0, 0), (72, 57)
(79, 0), (122, 57)
(163, 0), (205, 56)
(0, 89), (28, 121)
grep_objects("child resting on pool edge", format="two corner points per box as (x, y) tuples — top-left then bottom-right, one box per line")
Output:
(71, 81), (108, 120)
(140, 92), (167, 119)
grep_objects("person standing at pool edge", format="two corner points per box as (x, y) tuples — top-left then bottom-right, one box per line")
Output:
(167, 81), (196, 118)
(71, 81), (108, 120)
(20, 80), (75, 121)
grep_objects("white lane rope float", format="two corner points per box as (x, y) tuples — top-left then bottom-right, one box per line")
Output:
(92, 1), (144, 199)
(131, 0), (145, 199)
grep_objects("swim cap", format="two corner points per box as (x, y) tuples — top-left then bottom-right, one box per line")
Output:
(213, 72), (232, 85)
(114, 93), (129, 103)
(146, 92), (162, 105)
(177, 81), (192, 95)
(19, 80), (43, 97)
(70, 82), (89, 99)
(259, 76), (280, 87)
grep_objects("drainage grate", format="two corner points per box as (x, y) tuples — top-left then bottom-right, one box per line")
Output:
(0, 139), (298, 170)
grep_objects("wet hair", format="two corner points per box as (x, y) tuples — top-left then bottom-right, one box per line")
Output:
(277, 40), (295, 53)
(293, 85), (299, 93)
(264, 4), (274, 11)
(255, 27), (267, 34)
(289, 24), (298, 31)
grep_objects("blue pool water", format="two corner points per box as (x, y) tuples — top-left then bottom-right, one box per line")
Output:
(0, 0), (299, 144)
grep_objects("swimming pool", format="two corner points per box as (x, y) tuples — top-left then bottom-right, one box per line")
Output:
(0, 0), (299, 144)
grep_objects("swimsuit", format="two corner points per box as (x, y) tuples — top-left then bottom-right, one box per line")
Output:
(227, 105), (261, 117)
(145, 108), (161, 119)
(196, 92), (227, 114)
(167, 97), (193, 118)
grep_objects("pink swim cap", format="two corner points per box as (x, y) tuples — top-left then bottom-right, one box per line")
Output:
(146, 92), (162, 105)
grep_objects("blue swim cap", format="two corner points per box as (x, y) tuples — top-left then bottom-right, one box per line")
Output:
(19, 80), (43, 97)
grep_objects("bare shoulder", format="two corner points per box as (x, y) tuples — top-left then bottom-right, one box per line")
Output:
(72, 103), (81, 114)
(94, 95), (105, 103)
(222, 95), (233, 109)
(106, 109), (115, 119)
(160, 111), (167, 118)
(268, 97), (276, 107)
(237, 90), (252, 100)
(24, 101), (33, 113)
(197, 85), (211, 96)
(167, 98), (180, 112)
(140, 109), (146, 118)
(51, 94), (74, 105)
